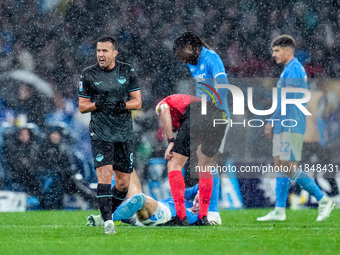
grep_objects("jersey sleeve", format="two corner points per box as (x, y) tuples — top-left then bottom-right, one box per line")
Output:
(155, 98), (168, 115)
(127, 67), (140, 93)
(78, 70), (93, 98)
(208, 53), (230, 117)
(208, 53), (227, 79)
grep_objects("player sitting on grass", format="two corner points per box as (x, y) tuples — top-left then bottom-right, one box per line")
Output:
(86, 170), (221, 227)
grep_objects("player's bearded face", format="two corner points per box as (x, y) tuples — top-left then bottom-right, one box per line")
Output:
(97, 42), (118, 69)
(176, 47), (199, 65)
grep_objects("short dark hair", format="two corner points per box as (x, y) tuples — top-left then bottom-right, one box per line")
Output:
(173, 32), (210, 53)
(97, 36), (118, 50)
(271, 35), (295, 49)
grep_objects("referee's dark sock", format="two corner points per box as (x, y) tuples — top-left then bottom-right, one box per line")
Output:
(97, 184), (113, 222)
(112, 186), (128, 213)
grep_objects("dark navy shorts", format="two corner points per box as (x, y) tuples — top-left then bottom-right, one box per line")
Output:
(91, 139), (134, 173)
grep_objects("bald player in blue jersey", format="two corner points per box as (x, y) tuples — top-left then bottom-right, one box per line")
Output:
(257, 35), (334, 222)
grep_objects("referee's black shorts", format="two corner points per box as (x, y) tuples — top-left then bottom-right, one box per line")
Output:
(173, 101), (226, 158)
(91, 139), (134, 173)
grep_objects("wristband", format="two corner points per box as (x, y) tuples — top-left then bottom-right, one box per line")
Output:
(167, 138), (175, 144)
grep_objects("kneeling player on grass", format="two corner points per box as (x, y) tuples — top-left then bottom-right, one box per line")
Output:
(156, 94), (226, 225)
(87, 170), (222, 227)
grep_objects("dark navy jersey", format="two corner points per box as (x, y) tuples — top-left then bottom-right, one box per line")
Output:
(78, 61), (140, 142)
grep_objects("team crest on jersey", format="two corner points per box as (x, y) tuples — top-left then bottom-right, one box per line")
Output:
(96, 153), (104, 162)
(118, 76), (126, 84)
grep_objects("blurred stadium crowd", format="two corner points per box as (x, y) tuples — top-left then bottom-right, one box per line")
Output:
(1, 1), (340, 98)
(0, 0), (340, 209)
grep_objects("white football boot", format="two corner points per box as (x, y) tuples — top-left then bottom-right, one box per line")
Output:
(104, 220), (116, 235)
(257, 208), (286, 221)
(86, 214), (104, 227)
(317, 196), (335, 221)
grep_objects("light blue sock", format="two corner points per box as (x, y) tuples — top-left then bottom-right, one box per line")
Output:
(275, 172), (290, 208)
(291, 169), (324, 201)
(113, 193), (146, 221)
(208, 171), (220, 212)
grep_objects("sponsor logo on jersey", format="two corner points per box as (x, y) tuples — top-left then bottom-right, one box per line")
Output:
(94, 81), (103, 86)
(194, 74), (206, 79)
(118, 76), (126, 84)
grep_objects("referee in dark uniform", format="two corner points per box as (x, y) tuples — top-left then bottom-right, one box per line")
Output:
(78, 36), (141, 234)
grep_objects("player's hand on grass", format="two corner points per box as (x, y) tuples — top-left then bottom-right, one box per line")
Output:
(264, 122), (273, 138)
(164, 142), (174, 160)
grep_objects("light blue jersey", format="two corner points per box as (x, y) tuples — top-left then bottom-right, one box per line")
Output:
(187, 46), (230, 118)
(270, 58), (308, 134)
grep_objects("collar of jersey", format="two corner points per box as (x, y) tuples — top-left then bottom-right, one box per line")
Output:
(197, 46), (208, 65)
(285, 57), (297, 70)
(187, 47), (207, 68)
(97, 63), (117, 72)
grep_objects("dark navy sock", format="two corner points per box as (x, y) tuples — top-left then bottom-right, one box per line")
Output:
(112, 186), (128, 213)
(97, 184), (113, 221)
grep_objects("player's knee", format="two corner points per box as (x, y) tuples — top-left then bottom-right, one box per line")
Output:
(167, 154), (187, 171)
(114, 177), (130, 192)
(116, 181), (129, 193)
(167, 160), (182, 172)
(96, 167), (113, 184)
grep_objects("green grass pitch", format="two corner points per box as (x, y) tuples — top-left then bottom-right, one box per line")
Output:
(0, 209), (339, 255)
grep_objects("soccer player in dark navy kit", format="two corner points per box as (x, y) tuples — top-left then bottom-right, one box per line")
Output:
(78, 36), (142, 234)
